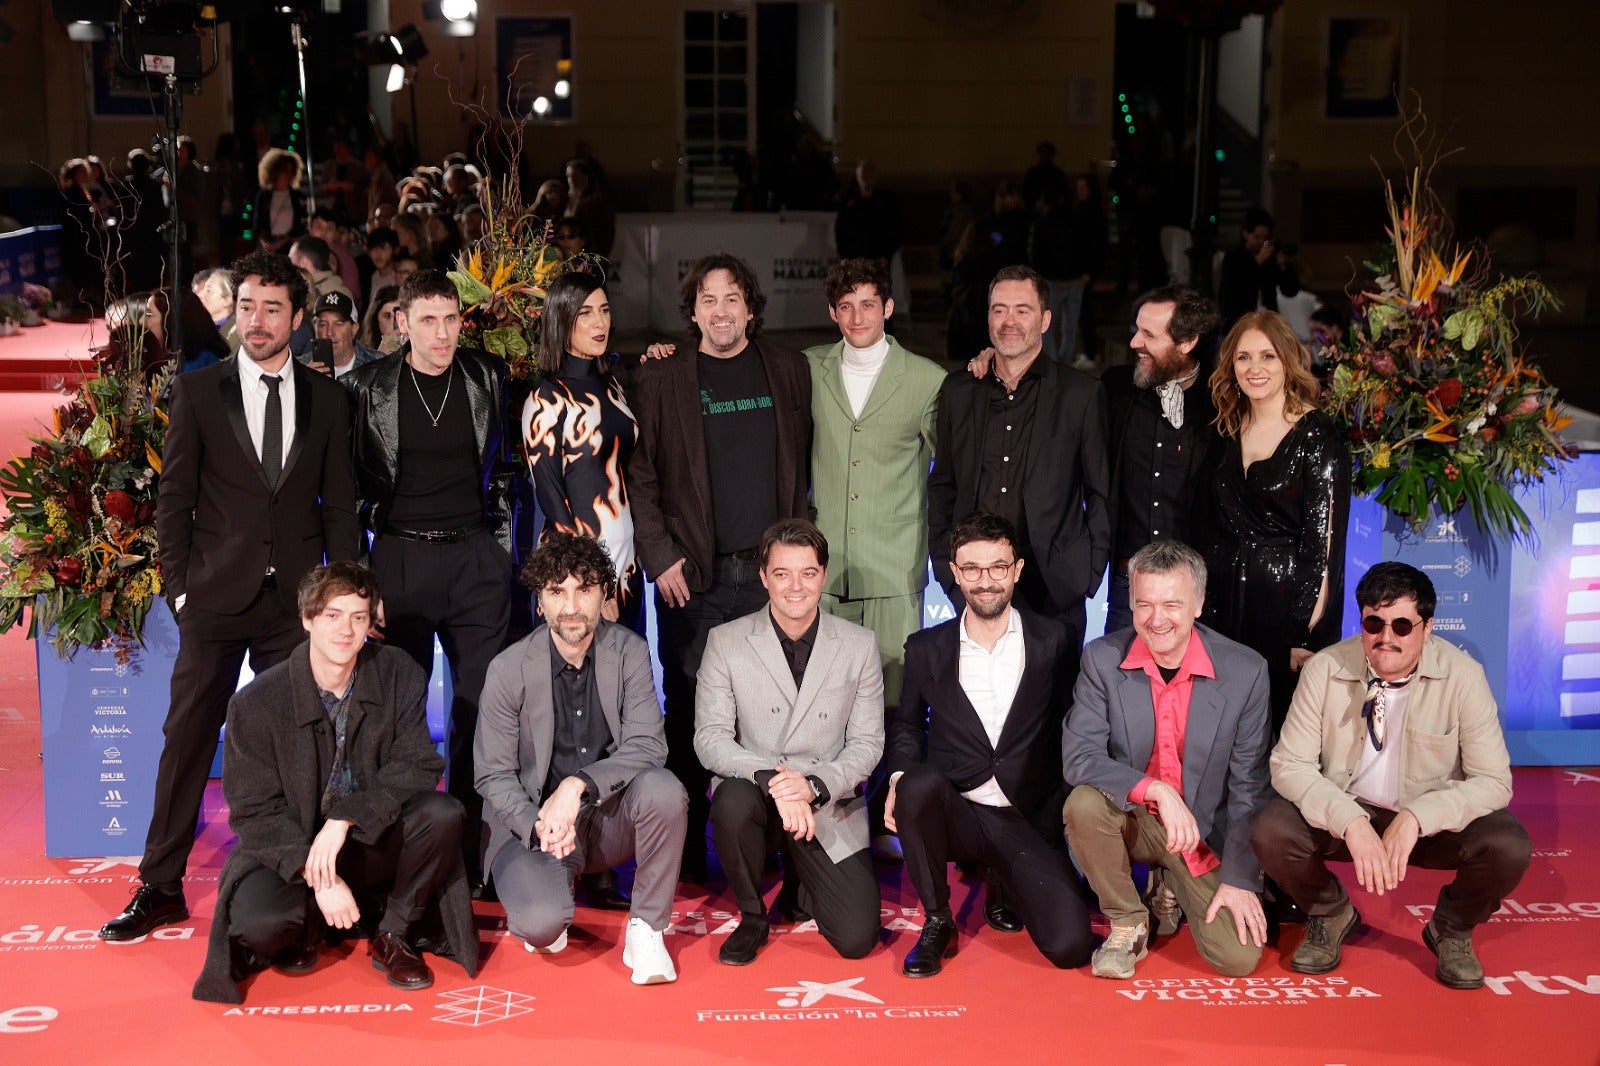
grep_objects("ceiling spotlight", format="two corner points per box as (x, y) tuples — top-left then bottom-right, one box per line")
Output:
(440, 0), (476, 21)
(532, 95), (551, 116)
(553, 79), (570, 99)
(386, 63), (406, 93)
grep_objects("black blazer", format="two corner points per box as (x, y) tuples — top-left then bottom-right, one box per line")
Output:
(341, 348), (515, 553)
(892, 607), (1075, 838)
(928, 356), (1111, 607)
(627, 337), (812, 593)
(1101, 362), (1223, 560)
(156, 356), (359, 616)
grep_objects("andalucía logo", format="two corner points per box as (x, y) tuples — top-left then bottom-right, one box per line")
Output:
(89, 724), (131, 737)
(695, 977), (966, 1023)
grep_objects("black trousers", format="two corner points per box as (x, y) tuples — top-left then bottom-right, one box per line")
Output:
(896, 765), (1094, 968)
(654, 555), (768, 865)
(371, 529), (511, 871)
(1252, 796), (1533, 938)
(227, 791), (464, 962)
(140, 586), (302, 889)
(710, 778), (881, 959)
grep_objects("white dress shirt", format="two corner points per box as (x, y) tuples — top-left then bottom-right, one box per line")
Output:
(840, 336), (889, 419)
(1348, 679), (1412, 812)
(955, 606), (1025, 807)
(237, 353), (297, 470)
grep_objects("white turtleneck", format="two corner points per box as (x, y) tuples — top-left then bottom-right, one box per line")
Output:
(840, 336), (890, 418)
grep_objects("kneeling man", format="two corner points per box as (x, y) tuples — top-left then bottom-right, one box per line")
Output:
(1063, 540), (1271, 979)
(1252, 562), (1531, 989)
(696, 519), (885, 965)
(194, 562), (477, 1002)
(888, 511), (1093, 976)
(475, 532), (687, 984)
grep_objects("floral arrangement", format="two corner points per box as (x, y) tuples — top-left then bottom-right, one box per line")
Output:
(21, 283), (53, 312)
(0, 295), (22, 325)
(1324, 162), (1573, 542)
(0, 328), (171, 661)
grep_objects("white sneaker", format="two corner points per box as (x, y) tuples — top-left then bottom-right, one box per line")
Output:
(524, 928), (568, 954)
(622, 916), (677, 985)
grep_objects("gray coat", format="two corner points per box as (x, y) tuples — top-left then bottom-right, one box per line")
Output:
(474, 621), (668, 862)
(694, 609), (885, 864)
(193, 643), (478, 1003)
(1061, 623), (1272, 891)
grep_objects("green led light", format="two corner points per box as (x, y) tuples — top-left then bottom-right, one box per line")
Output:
(1128, 126), (1136, 133)
(1214, 148), (1226, 162)
(292, 123), (300, 130)
(1111, 194), (1120, 205)
(1121, 104), (1130, 113)
(1118, 93), (1126, 102)
(1209, 214), (1217, 223)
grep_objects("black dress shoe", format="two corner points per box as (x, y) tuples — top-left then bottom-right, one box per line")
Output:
(272, 942), (319, 975)
(581, 870), (632, 911)
(903, 915), (958, 978)
(718, 917), (770, 966)
(984, 879), (1024, 933)
(370, 931), (434, 990)
(99, 884), (188, 941)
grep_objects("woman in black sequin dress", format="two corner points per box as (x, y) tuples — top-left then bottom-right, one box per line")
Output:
(1204, 310), (1350, 732)
(523, 272), (645, 633)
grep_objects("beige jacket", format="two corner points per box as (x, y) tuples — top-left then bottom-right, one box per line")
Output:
(1270, 634), (1513, 838)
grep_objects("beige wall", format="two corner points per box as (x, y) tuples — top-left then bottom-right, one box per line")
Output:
(10, 16), (232, 189)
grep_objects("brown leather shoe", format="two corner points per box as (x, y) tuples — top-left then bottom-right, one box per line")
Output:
(370, 931), (433, 990)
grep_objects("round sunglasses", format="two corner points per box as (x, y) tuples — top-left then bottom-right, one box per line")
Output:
(1361, 614), (1423, 637)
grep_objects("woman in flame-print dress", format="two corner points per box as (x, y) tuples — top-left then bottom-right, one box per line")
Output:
(523, 272), (645, 633)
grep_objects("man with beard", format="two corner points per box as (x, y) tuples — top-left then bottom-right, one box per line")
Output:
(887, 511), (1093, 977)
(929, 263), (1110, 698)
(101, 250), (359, 942)
(1102, 285), (1223, 634)
(475, 533), (686, 984)
(628, 254), (812, 882)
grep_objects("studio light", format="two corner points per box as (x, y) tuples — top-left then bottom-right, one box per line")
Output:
(553, 78), (570, 99)
(532, 95), (551, 116)
(386, 63), (406, 93)
(422, 0), (475, 38)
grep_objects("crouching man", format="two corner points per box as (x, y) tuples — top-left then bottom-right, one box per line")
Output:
(475, 532), (688, 984)
(193, 562), (478, 1002)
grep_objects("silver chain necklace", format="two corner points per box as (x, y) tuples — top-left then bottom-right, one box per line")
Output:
(409, 362), (453, 427)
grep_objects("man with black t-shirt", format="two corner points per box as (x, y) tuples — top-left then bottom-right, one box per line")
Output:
(629, 253), (812, 882)
(343, 270), (515, 886)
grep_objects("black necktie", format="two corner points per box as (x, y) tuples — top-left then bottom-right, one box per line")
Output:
(262, 374), (282, 488)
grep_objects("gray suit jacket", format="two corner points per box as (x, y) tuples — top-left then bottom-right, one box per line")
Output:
(473, 621), (668, 862)
(1062, 624), (1272, 891)
(694, 609), (885, 863)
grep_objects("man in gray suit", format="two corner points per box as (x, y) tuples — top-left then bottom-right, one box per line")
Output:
(1062, 539), (1272, 979)
(475, 533), (688, 985)
(696, 519), (885, 965)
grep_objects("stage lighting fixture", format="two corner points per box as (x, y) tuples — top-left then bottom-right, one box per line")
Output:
(392, 23), (428, 63)
(422, 0), (475, 37)
(554, 78), (570, 99)
(532, 95), (551, 116)
(66, 20), (107, 40)
(440, 0), (475, 22)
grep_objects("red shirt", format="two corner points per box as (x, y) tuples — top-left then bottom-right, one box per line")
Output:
(1124, 632), (1220, 878)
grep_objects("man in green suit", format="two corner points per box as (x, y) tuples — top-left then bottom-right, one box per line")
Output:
(805, 258), (946, 860)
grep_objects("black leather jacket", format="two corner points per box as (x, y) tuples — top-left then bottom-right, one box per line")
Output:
(341, 347), (515, 554)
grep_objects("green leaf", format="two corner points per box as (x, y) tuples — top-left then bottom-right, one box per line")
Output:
(483, 327), (529, 360)
(449, 269), (493, 308)
(81, 416), (113, 458)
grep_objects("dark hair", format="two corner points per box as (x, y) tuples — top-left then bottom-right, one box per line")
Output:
(950, 511), (1018, 557)
(1127, 539), (1207, 598)
(366, 226), (399, 250)
(824, 257), (892, 307)
(519, 530), (617, 596)
(537, 272), (608, 375)
(362, 284), (399, 348)
(1310, 306), (1346, 329)
(311, 206), (345, 224)
(291, 235), (332, 272)
(1134, 284), (1220, 347)
(398, 268), (459, 311)
(298, 560), (382, 618)
(678, 253), (766, 341)
(150, 287), (229, 365)
(229, 250), (309, 312)
(1242, 207), (1274, 233)
(759, 518), (829, 570)
(127, 148), (152, 175)
(1355, 562), (1436, 621)
(554, 217), (586, 240)
(988, 263), (1050, 309)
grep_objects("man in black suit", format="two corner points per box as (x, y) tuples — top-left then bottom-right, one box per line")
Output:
(887, 511), (1093, 977)
(343, 269), (515, 884)
(1102, 285), (1223, 633)
(929, 262), (1110, 694)
(101, 250), (359, 942)
(628, 253), (812, 881)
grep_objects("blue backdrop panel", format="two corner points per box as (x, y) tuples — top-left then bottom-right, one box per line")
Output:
(1343, 453), (1600, 765)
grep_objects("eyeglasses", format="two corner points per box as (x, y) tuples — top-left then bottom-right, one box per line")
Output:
(1361, 614), (1423, 638)
(954, 561), (1015, 582)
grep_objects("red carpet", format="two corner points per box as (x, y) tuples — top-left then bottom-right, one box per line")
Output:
(0, 321), (104, 393)
(1, 383), (1597, 1062)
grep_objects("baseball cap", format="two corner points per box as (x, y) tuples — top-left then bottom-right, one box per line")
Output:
(315, 291), (358, 323)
